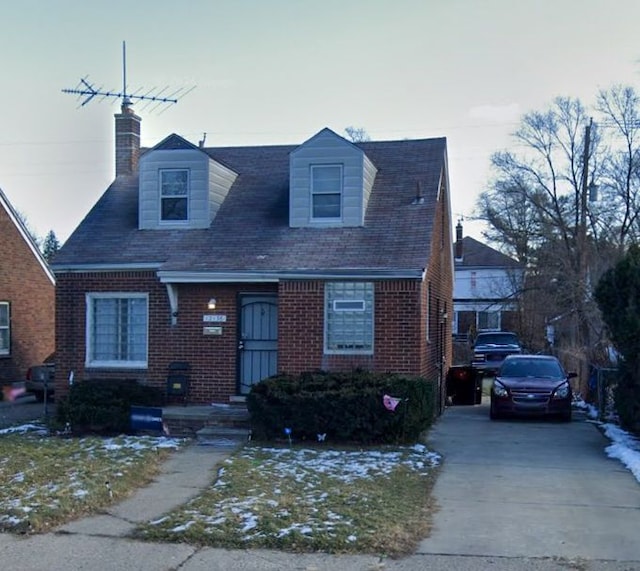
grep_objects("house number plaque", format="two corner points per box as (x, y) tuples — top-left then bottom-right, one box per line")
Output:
(203, 314), (227, 323)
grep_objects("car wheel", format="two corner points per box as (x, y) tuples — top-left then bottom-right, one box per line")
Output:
(561, 409), (572, 422)
(490, 403), (499, 420)
(33, 391), (45, 403)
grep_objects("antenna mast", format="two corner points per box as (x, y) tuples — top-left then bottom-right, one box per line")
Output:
(62, 41), (194, 111)
(122, 41), (130, 107)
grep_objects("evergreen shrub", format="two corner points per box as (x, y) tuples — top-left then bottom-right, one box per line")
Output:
(595, 244), (640, 433)
(56, 380), (164, 435)
(247, 370), (435, 444)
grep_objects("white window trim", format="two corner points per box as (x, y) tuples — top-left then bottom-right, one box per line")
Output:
(85, 293), (148, 369)
(0, 301), (9, 356)
(159, 168), (190, 224)
(324, 282), (374, 355)
(310, 164), (343, 221)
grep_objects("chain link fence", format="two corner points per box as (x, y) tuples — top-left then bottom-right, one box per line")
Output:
(590, 366), (618, 422)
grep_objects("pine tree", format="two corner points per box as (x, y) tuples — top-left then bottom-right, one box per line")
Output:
(41, 230), (60, 263)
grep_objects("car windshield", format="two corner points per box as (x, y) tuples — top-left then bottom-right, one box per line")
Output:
(476, 333), (519, 345)
(500, 359), (564, 379)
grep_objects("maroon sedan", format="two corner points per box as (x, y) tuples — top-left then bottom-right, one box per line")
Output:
(490, 355), (575, 421)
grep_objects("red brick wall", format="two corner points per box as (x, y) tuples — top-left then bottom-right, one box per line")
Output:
(423, 173), (453, 380)
(421, 171), (454, 390)
(55, 273), (277, 403)
(0, 205), (54, 382)
(278, 280), (423, 375)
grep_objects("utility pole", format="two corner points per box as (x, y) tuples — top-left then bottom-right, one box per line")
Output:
(580, 118), (592, 248)
(578, 118), (593, 348)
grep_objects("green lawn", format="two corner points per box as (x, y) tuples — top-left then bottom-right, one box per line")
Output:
(136, 444), (441, 557)
(0, 427), (179, 533)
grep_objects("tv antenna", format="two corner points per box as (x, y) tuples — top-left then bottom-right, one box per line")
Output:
(62, 41), (195, 112)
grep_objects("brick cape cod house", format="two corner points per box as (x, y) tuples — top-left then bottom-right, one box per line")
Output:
(51, 104), (454, 405)
(0, 188), (55, 383)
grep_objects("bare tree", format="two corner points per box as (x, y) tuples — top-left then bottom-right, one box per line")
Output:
(476, 97), (601, 349)
(344, 126), (371, 143)
(475, 181), (537, 265)
(595, 85), (640, 251)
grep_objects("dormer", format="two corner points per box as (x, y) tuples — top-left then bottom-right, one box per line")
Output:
(289, 128), (377, 228)
(138, 134), (238, 230)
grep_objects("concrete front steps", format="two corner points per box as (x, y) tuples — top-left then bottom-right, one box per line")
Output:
(162, 403), (251, 448)
(195, 425), (251, 448)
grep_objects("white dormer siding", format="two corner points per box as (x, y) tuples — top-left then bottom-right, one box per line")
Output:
(289, 128), (377, 228)
(139, 148), (237, 230)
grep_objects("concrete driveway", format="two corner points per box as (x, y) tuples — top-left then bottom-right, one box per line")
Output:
(0, 394), (53, 429)
(419, 402), (640, 561)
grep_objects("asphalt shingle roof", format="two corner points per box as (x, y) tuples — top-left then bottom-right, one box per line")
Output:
(53, 137), (447, 276)
(455, 236), (521, 269)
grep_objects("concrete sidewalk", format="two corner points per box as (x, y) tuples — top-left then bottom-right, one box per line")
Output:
(58, 444), (230, 537)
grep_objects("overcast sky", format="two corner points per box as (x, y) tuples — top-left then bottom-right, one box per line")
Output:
(1, 0), (639, 244)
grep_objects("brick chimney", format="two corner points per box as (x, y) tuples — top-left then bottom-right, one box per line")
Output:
(114, 103), (141, 176)
(455, 221), (463, 261)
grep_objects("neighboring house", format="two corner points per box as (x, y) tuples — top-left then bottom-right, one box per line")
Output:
(0, 188), (55, 383)
(51, 104), (454, 405)
(453, 222), (523, 340)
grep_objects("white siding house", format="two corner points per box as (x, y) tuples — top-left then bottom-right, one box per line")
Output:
(453, 223), (523, 339)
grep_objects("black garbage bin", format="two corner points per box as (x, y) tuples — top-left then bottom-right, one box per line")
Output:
(446, 366), (481, 405)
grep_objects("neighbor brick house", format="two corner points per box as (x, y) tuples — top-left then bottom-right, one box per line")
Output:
(0, 188), (55, 382)
(51, 104), (454, 405)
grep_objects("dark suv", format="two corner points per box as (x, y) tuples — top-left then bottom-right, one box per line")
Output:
(471, 332), (522, 376)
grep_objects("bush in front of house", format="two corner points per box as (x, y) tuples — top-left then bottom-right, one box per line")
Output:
(55, 380), (164, 435)
(247, 370), (436, 444)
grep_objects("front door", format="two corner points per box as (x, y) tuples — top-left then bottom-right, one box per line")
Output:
(238, 294), (278, 395)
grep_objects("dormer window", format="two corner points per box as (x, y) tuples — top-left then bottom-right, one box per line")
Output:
(311, 165), (342, 219)
(289, 128), (377, 228)
(160, 169), (189, 221)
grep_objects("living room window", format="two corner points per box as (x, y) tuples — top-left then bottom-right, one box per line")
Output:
(311, 165), (342, 219)
(0, 302), (9, 355)
(325, 282), (373, 353)
(86, 293), (148, 368)
(160, 169), (189, 221)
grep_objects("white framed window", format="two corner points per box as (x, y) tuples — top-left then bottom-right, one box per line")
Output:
(0, 302), (9, 355)
(311, 164), (342, 219)
(160, 169), (189, 221)
(86, 293), (148, 368)
(325, 282), (373, 354)
(478, 311), (500, 331)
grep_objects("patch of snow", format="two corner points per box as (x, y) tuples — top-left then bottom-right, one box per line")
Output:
(170, 521), (195, 533)
(573, 396), (599, 420)
(0, 423), (48, 435)
(602, 422), (640, 483)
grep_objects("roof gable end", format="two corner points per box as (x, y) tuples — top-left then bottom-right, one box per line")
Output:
(0, 188), (55, 284)
(152, 133), (201, 152)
